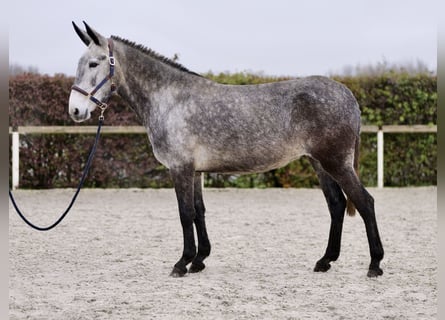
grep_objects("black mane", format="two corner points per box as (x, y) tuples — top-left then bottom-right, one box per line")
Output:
(111, 36), (201, 77)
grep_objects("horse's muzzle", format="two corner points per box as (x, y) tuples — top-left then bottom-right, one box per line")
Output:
(69, 107), (90, 122)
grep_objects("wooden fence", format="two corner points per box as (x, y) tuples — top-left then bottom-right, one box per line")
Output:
(9, 125), (437, 190)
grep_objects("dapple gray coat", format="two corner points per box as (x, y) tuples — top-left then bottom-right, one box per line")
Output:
(69, 22), (384, 278)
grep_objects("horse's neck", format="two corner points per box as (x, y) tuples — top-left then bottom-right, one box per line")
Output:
(113, 42), (199, 124)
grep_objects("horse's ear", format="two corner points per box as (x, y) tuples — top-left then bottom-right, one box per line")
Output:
(72, 21), (91, 46)
(83, 21), (102, 46)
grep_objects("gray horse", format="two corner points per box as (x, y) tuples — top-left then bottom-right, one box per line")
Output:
(69, 22), (384, 278)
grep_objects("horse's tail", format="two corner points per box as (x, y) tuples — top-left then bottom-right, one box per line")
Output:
(346, 135), (360, 217)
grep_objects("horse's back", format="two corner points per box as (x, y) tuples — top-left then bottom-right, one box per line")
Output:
(184, 76), (360, 173)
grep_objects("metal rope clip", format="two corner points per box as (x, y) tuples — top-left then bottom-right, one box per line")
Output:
(98, 103), (108, 121)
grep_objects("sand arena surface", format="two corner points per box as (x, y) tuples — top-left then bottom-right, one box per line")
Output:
(9, 187), (436, 319)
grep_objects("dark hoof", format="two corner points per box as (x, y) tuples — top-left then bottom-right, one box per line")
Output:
(170, 266), (187, 278)
(189, 261), (205, 273)
(367, 267), (383, 278)
(314, 260), (331, 272)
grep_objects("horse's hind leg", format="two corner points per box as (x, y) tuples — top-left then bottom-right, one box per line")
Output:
(189, 172), (211, 273)
(310, 158), (347, 273)
(170, 165), (197, 277)
(319, 158), (384, 277)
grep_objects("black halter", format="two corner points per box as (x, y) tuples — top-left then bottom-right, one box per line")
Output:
(71, 38), (116, 118)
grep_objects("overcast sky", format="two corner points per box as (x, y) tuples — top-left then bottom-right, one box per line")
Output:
(8, 0), (438, 77)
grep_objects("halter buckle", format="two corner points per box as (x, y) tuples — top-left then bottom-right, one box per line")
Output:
(109, 56), (115, 66)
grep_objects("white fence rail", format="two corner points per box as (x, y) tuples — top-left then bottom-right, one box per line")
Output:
(9, 125), (436, 190)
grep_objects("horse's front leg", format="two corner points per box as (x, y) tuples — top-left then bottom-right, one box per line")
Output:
(170, 165), (197, 277)
(189, 172), (211, 273)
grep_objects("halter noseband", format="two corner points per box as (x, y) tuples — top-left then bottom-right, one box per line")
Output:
(71, 38), (116, 119)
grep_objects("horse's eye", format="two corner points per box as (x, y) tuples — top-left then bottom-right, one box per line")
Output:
(89, 62), (99, 68)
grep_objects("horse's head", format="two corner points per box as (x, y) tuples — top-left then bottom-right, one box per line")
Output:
(69, 22), (116, 122)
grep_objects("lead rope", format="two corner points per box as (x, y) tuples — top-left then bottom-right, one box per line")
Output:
(9, 117), (104, 231)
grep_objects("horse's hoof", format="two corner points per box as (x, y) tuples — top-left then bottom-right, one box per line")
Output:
(170, 266), (187, 277)
(367, 267), (383, 278)
(314, 260), (331, 272)
(189, 261), (205, 273)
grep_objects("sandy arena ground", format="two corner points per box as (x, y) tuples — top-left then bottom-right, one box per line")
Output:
(9, 187), (437, 319)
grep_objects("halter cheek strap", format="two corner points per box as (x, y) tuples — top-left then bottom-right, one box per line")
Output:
(71, 38), (116, 118)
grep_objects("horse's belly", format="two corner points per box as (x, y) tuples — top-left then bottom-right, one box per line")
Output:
(193, 144), (306, 173)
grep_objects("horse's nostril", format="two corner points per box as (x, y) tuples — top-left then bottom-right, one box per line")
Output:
(73, 108), (80, 116)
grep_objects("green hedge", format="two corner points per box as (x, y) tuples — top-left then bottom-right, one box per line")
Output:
(9, 72), (436, 188)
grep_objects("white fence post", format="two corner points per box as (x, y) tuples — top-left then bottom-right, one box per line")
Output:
(377, 129), (384, 188)
(12, 132), (19, 190)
